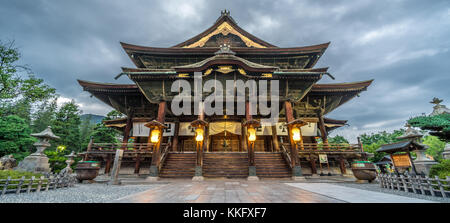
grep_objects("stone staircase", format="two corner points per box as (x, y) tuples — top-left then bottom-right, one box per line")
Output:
(159, 153), (196, 178)
(255, 152), (292, 178)
(202, 153), (249, 178)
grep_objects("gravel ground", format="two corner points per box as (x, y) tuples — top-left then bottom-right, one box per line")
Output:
(333, 182), (450, 203)
(0, 184), (160, 203)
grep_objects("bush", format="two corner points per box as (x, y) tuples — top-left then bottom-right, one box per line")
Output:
(0, 170), (43, 180)
(429, 159), (450, 179)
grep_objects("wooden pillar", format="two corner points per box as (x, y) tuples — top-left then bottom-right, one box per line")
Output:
(241, 120), (248, 152)
(285, 101), (299, 167)
(85, 137), (93, 161)
(134, 155), (141, 174)
(148, 101), (167, 178)
(339, 156), (347, 175)
(310, 155), (317, 174)
(172, 121), (180, 151)
(245, 101), (256, 166)
(122, 114), (133, 144)
(104, 154), (112, 174)
(318, 113), (329, 147)
(271, 125), (280, 152)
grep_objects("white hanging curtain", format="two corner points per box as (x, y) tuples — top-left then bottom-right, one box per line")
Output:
(209, 122), (242, 135)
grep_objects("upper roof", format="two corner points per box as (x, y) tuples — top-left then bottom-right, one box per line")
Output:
(173, 9), (276, 48)
(120, 10), (330, 69)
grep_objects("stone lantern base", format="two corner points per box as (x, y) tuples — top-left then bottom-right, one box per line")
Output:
(15, 153), (51, 173)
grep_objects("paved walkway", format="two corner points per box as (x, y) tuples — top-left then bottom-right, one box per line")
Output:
(115, 181), (345, 203)
(286, 183), (434, 203)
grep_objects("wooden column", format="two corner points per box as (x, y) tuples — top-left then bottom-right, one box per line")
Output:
(246, 101), (255, 167)
(122, 114), (133, 144)
(148, 101), (167, 178)
(172, 121), (180, 151)
(104, 154), (112, 174)
(271, 125), (280, 152)
(285, 101), (299, 167)
(241, 120), (248, 152)
(339, 156), (347, 175)
(310, 155), (317, 174)
(318, 112), (329, 147)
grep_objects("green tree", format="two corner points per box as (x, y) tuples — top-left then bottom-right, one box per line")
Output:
(422, 135), (446, 162)
(359, 129), (405, 162)
(87, 110), (122, 147)
(31, 99), (57, 133)
(408, 113), (450, 142)
(0, 115), (36, 159)
(80, 115), (96, 149)
(0, 40), (56, 117)
(328, 135), (349, 144)
(52, 100), (82, 152)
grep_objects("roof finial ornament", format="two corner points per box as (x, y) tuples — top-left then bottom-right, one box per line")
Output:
(221, 9), (230, 16)
(429, 97), (450, 116)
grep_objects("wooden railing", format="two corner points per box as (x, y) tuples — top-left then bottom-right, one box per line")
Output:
(280, 142), (362, 153)
(1, 174), (76, 196)
(378, 173), (450, 198)
(158, 142), (172, 172)
(88, 143), (153, 151)
(280, 143), (293, 169)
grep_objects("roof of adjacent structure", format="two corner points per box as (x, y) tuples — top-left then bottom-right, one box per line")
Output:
(310, 80), (374, 93)
(376, 140), (427, 153)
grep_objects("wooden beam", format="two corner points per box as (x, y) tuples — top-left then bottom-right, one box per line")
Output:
(122, 112), (133, 144)
(318, 112), (329, 146)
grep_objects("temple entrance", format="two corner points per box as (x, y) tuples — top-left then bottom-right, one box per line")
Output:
(210, 132), (241, 152)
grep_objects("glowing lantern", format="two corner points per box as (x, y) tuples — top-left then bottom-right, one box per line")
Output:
(247, 127), (256, 142)
(195, 128), (204, 142)
(292, 127), (301, 142)
(150, 129), (161, 143)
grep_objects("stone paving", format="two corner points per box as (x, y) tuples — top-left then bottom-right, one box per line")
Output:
(115, 180), (346, 203)
(286, 183), (435, 203)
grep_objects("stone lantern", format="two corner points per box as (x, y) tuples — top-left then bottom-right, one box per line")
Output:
(443, 143), (450, 160)
(15, 126), (60, 173)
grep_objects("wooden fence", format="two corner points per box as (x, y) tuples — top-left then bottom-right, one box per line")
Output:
(0, 174), (76, 196)
(378, 173), (450, 198)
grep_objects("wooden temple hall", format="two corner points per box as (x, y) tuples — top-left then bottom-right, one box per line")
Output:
(78, 10), (373, 180)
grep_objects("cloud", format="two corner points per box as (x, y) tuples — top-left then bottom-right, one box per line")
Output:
(0, 0), (449, 141)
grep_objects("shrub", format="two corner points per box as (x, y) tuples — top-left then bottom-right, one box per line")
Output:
(429, 159), (450, 179)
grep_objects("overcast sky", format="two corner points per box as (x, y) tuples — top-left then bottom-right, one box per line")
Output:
(1, 0), (449, 142)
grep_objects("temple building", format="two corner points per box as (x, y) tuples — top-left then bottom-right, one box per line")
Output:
(78, 10), (373, 179)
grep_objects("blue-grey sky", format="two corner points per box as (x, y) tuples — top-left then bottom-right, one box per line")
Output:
(1, 0), (449, 142)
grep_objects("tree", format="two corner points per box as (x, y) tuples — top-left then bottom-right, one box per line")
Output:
(79, 115), (96, 149)
(52, 100), (82, 152)
(0, 40), (56, 119)
(327, 135), (349, 144)
(87, 110), (122, 147)
(408, 113), (450, 142)
(31, 99), (57, 133)
(0, 115), (35, 160)
(359, 129), (405, 162)
(422, 135), (446, 162)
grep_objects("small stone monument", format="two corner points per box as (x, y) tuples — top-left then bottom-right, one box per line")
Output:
(59, 151), (75, 177)
(0, 155), (17, 170)
(15, 126), (60, 173)
(443, 143), (450, 160)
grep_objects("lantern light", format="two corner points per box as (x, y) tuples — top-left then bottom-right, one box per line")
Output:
(292, 127), (301, 142)
(195, 128), (204, 142)
(150, 129), (161, 143)
(248, 127), (256, 142)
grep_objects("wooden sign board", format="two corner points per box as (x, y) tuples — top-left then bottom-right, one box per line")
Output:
(319, 154), (328, 164)
(391, 154), (411, 168)
(133, 122), (175, 137)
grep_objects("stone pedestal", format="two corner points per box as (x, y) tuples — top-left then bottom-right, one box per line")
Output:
(192, 166), (204, 181)
(15, 142), (51, 173)
(443, 143), (450, 160)
(247, 166), (259, 181)
(413, 150), (438, 175)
